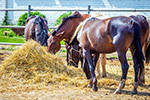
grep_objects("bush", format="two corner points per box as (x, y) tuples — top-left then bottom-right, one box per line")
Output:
(0, 28), (16, 37)
(54, 12), (72, 26)
(1, 11), (8, 25)
(17, 11), (46, 26)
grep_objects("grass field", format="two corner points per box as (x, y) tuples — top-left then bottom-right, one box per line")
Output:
(0, 36), (25, 43)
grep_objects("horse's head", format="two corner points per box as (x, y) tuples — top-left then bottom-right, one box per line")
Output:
(47, 11), (90, 54)
(47, 34), (61, 54)
(66, 37), (80, 67)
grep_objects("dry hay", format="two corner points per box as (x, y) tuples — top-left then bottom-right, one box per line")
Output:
(0, 40), (123, 93)
(0, 40), (88, 92)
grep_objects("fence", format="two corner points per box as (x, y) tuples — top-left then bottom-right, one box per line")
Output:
(0, 5), (150, 46)
(0, 5), (150, 16)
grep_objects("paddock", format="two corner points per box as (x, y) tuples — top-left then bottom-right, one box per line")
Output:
(0, 3), (150, 99)
(0, 41), (149, 100)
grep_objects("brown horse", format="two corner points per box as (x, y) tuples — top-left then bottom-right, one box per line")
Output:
(24, 16), (50, 46)
(47, 11), (91, 54)
(66, 35), (107, 78)
(78, 15), (150, 94)
(47, 11), (107, 78)
(66, 19), (107, 77)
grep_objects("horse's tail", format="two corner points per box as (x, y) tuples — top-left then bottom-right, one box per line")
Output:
(34, 16), (49, 46)
(132, 22), (145, 62)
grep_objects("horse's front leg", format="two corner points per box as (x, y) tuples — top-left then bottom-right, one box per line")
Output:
(114, 52), (129, 94)
(96, 54), (106, 78)
(101, 54), (107, 77)
(96, 56), (100, 78)
(82, 57), (91, 80)
(83, 49), (98, 91)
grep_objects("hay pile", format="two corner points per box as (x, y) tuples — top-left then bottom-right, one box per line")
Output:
(0, 40), (83, 87)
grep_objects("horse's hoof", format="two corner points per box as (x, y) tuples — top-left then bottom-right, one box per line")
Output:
(92, 86), (98, 92)
(102, 75), (106, 78)
(132, 89), (138, 94)
(138, 81), (144, 86)
(87, 84), (92, 88)
(96, 75), (100, 78)
(113, 89), (121, 94)
(102, 74), (107, 78)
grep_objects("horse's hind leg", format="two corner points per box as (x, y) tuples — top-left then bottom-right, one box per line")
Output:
(114, 52), (129, 94)
(139, 62), (145, 85)
(83, 49), (98, 91)
(132, 56), (140, 94)
(132, 50), (144, 94)
(130, 47), (145, 85)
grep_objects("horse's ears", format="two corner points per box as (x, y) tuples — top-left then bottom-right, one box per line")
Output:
(56, 31), (65, 37)
(72, 11), (81, 17)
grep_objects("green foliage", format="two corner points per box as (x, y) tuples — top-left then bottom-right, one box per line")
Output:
(0, 28), (16, 37)
(17, 11), (46, 26)
(54, 12), (72, 26)
(1, 11), (8, 25)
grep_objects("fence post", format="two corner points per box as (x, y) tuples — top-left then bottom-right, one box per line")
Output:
(28, 5), (31, 18)
(88, 5), (91, 14)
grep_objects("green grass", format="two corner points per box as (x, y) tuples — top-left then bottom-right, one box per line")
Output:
(0, 36), (25, 43)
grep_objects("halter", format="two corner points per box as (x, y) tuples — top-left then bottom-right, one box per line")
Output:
(67, 44), (81, 67)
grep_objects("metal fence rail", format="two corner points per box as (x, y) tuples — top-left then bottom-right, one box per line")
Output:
(1, 5), (150, 16)
(0, 26), (56, 29)
(0, 42), (66, 48)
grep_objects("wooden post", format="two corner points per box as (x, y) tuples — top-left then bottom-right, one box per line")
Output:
(88, 5), (91, 14)
(28, 5), (31, 18)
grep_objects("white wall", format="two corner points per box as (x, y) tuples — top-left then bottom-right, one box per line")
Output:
(0, 0), (6, 24)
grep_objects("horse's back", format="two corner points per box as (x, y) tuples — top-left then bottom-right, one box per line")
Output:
(81, 16), (136, 53)
(24, 16), (49, 46)
(109, 16), (136, 51)
(130, 15), (149, 44)
(81, 17), (115, 53)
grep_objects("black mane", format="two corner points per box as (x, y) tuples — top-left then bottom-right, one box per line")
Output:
(52, 14), (82, 36)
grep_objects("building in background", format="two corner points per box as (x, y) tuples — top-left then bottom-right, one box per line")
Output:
(0, 0), (150, 26)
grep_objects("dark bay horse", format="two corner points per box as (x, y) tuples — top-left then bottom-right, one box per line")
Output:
(67, 15), (150, 84)
(24, 16), (50, 46)
(78, 15), (150, 94)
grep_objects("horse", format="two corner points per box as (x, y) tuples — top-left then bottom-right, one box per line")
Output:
(66, 15), (150, 84)
(47, 11), (107, 78)
(24, 16), (50, 46)
(47, 11), (91, 54)
(66, 18), (107, 77)
(76, 15), (150, 94)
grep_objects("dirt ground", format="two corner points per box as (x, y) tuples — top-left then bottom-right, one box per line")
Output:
(0, 47), (150, 100)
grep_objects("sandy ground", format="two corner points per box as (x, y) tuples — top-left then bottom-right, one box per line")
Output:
(0, 48), (150, 100)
